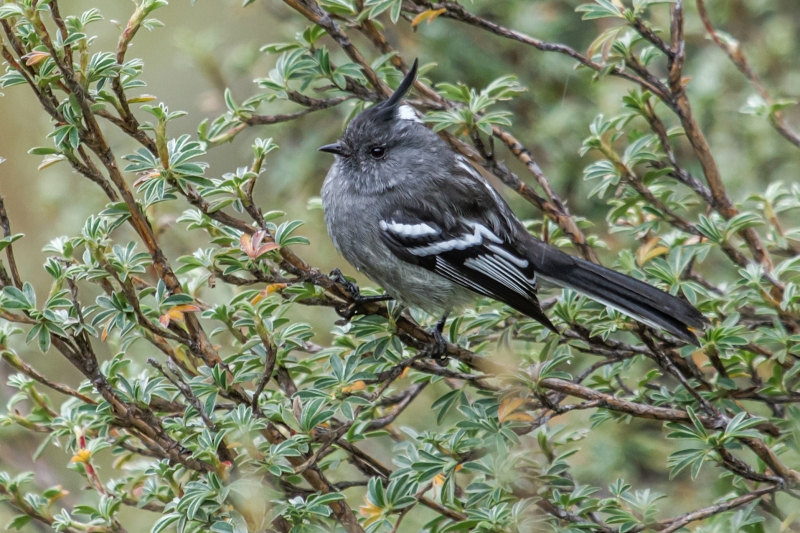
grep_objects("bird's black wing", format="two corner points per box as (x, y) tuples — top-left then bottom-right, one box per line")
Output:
(377, 162), (557, 331)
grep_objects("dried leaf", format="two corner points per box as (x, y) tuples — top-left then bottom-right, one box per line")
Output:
(636, 237), (668, 266)
(38, 154), (66, 171)
(46, 488), (69, 504)
(133, 170), (160, 187)
(241, 229), (279, 259)
(503, 412), (535, 423)
(411, 8), (446, 26)
(341, 380), (366, 394)
(359, 499), (382, 526)
(497, 397), (525, 424)
(251, 283), (287, 304)
(24, 51), (50, 66)
(128, 94), (157, 103)
(159, 304), (200, 327)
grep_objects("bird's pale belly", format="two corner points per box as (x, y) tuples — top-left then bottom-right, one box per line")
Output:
(332, 222), (473, 315)
(363, 255), (474, 315)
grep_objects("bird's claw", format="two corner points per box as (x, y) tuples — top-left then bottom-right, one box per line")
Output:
(330, 268), (361, 300)
(425, 318), (449, 365)
(328, 268), (394, 325)
(330, 268), (393, 324)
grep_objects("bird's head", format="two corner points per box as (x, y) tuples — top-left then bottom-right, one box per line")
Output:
(319, 59), (441, 187)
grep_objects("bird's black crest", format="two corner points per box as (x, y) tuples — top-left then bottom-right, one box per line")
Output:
(373, 59), (418, 122)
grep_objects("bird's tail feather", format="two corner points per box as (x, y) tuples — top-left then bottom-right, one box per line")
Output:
(526, 240), (708, 346)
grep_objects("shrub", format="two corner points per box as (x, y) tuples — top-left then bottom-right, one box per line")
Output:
(0, 1), (799, 532)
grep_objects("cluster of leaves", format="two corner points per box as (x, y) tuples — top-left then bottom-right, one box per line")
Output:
(0, 1), (799, 533)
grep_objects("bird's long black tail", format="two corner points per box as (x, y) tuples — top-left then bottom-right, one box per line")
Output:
(525, 238), (708, 345)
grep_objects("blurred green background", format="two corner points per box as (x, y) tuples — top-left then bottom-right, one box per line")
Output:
(1, 0), (799, 530)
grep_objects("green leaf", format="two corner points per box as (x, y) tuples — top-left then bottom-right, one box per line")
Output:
(686, 407), (708, 440)
(0, 233), (23, 253)
(28, 147), (60, 155)
(151, 513), (181, 533)
(0, 4), (26, 20)
(210, 522), (234, 533)
(363, 0), (403, 23)
(6, 515), (32, 531)
(3, 283), (36, 310)
(576, 0), (625, 20)
(724, 212), (762, 239)
(722, 412), (765, 441)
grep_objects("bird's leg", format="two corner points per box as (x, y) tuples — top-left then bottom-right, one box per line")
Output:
(426, 312), (450, 365)
(329, 268), (393, 321)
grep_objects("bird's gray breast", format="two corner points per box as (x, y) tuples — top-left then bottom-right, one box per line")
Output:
(321, 173), (472, 314)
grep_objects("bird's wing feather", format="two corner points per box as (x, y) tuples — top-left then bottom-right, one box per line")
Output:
(378, 192), (557, 331)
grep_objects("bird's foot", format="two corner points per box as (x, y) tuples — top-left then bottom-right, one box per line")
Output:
(330, 268), (393, 323)
(424, 314), (449, 365)
(330, 268), (360, 300)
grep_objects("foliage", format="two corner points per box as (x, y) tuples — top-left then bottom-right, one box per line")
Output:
(0, 1), (799, 533)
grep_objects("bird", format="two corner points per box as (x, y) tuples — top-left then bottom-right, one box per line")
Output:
(318, 60), (708, 358)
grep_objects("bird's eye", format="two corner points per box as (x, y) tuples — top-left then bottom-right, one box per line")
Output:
(369, 146), (387, 159)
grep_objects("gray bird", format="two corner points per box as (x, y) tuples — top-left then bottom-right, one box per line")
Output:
(319, 60), (707, 356)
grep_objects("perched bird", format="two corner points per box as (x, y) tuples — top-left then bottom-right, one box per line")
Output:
(319, 60), (707, 356)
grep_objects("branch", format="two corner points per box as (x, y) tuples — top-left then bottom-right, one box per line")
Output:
(207, 95), (353, 147)
(695, 0), (800, 149)
(0, 197), (22, 289)
(1, 350), (97, 404)
(148, 359), (235, 465)
(538, 378), (780, 438)
(655, 486), (779, 533)
(403, 1), (671, 103)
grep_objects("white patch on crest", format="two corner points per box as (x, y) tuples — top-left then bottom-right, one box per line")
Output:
(397, 105), (422, 123)
(380, 220), (438, 238)
(408, 222), (501, 257)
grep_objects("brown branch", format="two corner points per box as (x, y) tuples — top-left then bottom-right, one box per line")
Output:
(695, 0), (800, 149)
(413, 0), (774, 273)
(537, 378), (777, 436)
(282, 0), (390, 97)
(644, 104), (713, 205)
(1, 350), (97, 404)
(403, 1), (671, 103)
(252, 336), (277, 409)
(108, 1), (157, 154)
(366, 382), (427, 430)
(487, 128), (600, 263)
(336, 440), (467, 523)
(655, 485), (779, 533)
(668, 2), (686, 94)
(0, 485), (85, 533)
(0, 197), (22, 289)
(649, 0), (773, 272)
(208, 96), (353, 147)
(148, 359), (235, 465)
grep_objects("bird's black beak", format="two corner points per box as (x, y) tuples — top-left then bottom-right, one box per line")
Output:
(318, 141), (346, 156)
